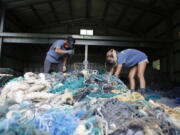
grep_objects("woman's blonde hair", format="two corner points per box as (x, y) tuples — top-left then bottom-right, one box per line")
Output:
(106, 49), (118, 64)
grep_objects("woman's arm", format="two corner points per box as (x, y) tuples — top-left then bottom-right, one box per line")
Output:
(109, 67), (115, 75)
(62, 55), (68, 72)
(114, 64), (123, 77)
(63, 55), (68, 66)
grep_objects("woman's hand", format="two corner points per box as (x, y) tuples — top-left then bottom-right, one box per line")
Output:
(62, 66), (67, 72)
(114, 64), (122, 77)
(62, 55), (68, 72)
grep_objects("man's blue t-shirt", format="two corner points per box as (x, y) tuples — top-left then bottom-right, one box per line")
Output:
(46, 40), (66, 63)
(117, 49), (148, 67)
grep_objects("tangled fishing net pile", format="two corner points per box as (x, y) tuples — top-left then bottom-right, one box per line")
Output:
(0, 70), (180, 135)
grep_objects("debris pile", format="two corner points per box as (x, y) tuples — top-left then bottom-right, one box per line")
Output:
(146, 68), (180, 99)
(0, 71), (179, 135)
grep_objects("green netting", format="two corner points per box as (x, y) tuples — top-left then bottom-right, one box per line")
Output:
(88, 93), (119, 98)
(97, 68), (106, 75)
(9, 77), (24, 82)
(49, 73), (127, 96)
(50, 77), (85, 94)
(145, 94), (161, 101)
(0, 76), (14, 87)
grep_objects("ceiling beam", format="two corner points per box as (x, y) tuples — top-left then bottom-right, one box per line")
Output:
(29, 17), (136, 35)
(128, 0), (157, 31)
(155, 30), (168, 38)
(68, 0), (73, 19)
(0, 3), (5, 65)
(0, 1), (5, 32)
(155, 14), (173, 38)
(30, 5), (45, 25)
(145, 17), (164, 35)
(6, 10), (28, 32)
(128, 11), (145, 31)
(4, 0), (173, 19)
(32, 18), (90, 29)
(1, 0), (23, 3)
(102, 0), (112, 22)
(2, 38), (170, 48)
(6, 0), (61, 9)
(48, 0), (59, 22)
(86, 0), (91, 18)
(6, 15), (23, 31)
(112, 0), (167, 17)
(115, 5), (128, 26)
(0, 32), (172, 43)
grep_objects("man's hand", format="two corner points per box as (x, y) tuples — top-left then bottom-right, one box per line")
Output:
(65, 49), (74, 55)
(55, 47), (65, 54)
(55, 47), (74, 55)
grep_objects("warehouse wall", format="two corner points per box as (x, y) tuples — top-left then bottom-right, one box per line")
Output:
(144, 17), (171, 80)
(153, 9), (180, 83)
(2, 57), (23, 72)
(23, 53), (106, 73)
(145, 10), (180, 83)
(2, 44), (25, 73)
(173, 9), (180, 83)
(1, 43), (161, 74)
(22, 45), (107, 73)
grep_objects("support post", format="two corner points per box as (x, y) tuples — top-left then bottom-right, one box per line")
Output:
(83, 45), (89, 70)
(166, 13), (174, 82)
(0, 6), (5, 66)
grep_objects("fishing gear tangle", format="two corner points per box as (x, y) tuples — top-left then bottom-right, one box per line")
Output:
(0, 71), (179, 135)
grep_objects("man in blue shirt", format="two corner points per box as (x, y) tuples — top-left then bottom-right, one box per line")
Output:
(44, 37), (75, 73)
(106, 49), (149, 90)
